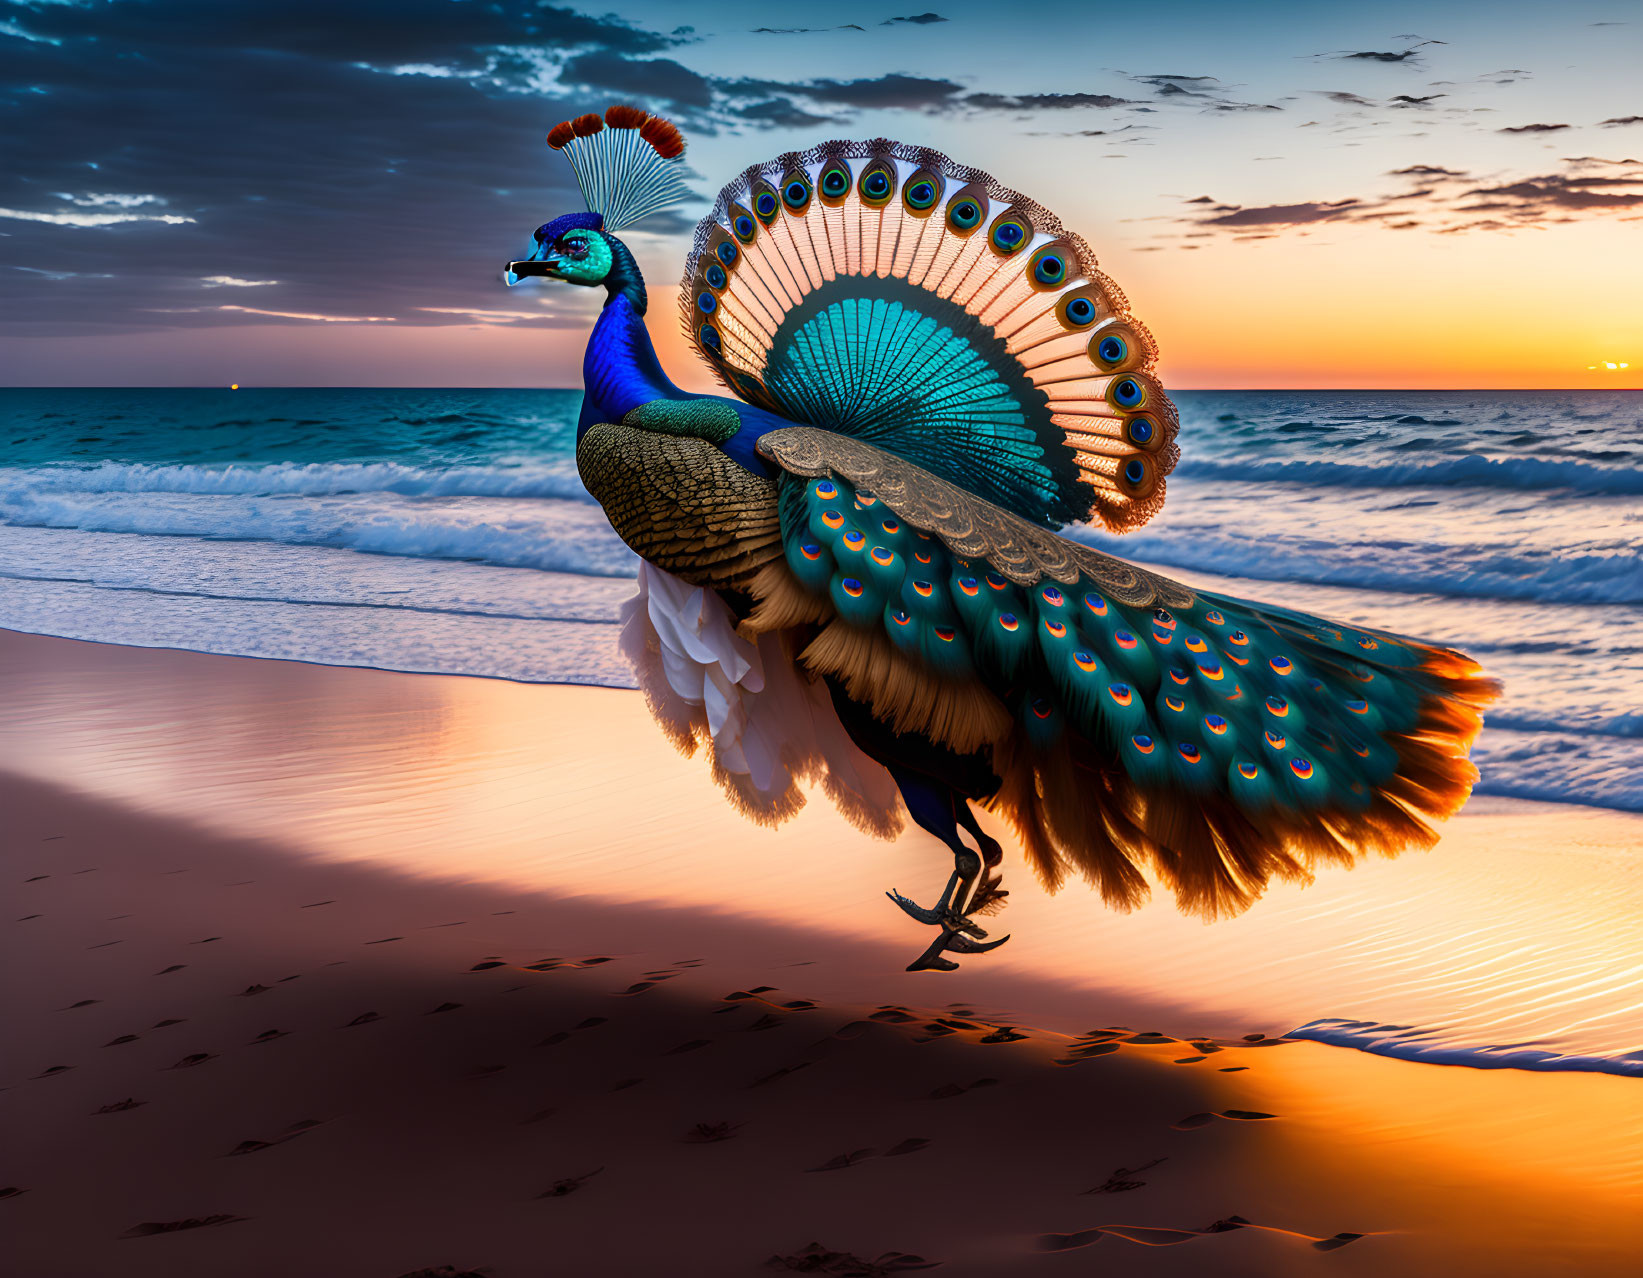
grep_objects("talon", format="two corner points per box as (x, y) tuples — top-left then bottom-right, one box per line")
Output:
(945, 931), (1011, 955)
(907, 928), (964, 972)
(886, 889), (944, 926)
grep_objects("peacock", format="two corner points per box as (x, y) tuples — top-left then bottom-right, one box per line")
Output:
(504, 106), (1497, 972)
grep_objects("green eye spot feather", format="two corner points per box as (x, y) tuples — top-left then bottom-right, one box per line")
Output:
(859, 161), (896, 206)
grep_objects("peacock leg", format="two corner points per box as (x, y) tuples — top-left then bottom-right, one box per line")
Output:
(884, 768), (1011, 971)
(953, 801), (1008, 912)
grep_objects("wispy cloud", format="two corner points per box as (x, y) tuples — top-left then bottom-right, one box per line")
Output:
(196, 305), (397, 323)
(1175, 155), (1643, 240)
(1499, 122), (1570, 134)
(200, 275), (279, 287)
(0, 206), (196, 228)
(417, 305), (565, 323)
(1322, 40), (1446, 64)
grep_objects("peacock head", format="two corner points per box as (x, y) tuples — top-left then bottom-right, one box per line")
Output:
(505, 211), (613, 288)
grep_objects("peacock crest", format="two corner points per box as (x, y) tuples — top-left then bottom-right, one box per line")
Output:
(544, 104), (690, 233)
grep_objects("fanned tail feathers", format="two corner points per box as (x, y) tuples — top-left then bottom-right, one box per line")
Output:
(680, 139), (1179, 534)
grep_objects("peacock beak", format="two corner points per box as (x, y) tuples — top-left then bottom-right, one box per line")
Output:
(503, 239), (563, 286)
(503, 255), (562, 286)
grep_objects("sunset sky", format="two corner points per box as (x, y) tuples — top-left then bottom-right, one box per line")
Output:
(1, 0), (1639, 388)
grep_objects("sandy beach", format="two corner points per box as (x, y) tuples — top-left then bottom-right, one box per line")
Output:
(4, 629), (1641, 1277)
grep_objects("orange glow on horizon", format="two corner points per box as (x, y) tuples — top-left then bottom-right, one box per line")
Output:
(14, 213), (1639, 392)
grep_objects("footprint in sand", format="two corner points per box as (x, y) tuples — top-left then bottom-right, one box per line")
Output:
(749, 1062), (812, 1089)
(1084, 1157), (1167, 1195)
(682, 1121), (742, 1143)
(928, 1078), (999, 1100)
(1171, 1110), (1277, 1131)
(94, 1098), (146, 1114)
(227, 1119), (324, 1157)
(537, 1168), (602, 1198)
(807, 1139), (932, 1171)
(766, 1244), (935, 1272)
(395, 1268), (489, 1278)
(121, 1215), (247, 1238)
(168, 1053), (215, 1070)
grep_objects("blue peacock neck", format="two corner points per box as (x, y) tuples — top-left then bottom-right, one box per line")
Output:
(601, 234), (646, 315)
(578, 234), (681, 440)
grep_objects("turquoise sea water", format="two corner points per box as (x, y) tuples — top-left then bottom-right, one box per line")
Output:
(1, 387), (1640, 815)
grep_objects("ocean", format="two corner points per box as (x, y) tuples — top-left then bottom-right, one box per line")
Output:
(3, 387), (1639, 815)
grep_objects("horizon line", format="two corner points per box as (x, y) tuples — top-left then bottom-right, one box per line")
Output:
(3, 385), (1641, 394)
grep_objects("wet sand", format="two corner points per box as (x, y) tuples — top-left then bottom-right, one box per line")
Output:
(3, 631), (1641, 1276)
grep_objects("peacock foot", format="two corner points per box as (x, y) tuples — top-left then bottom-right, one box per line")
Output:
(887, 846), (1010, 971)
(905, 925), (1012, 973)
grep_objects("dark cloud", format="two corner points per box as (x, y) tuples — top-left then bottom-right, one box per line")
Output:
(1390, 94), (1446, 107)
(730, 98), (839, 129)
(0, 0), (689, 338)
(560, 52), (714, 110)
(1329, 40), (1445, 63)
(1181, 157), (1643, 239)
(1200, 200), (1364, 227)
(1322, 91), (1375, 106)
(1126, 73), (1277, 112)
(1600, 116), (1643, 128)
(1499, 123), (1570, 133)
(962, 92), (1133, 111)
(751, 24), (865, 34)
(1465, 174), (1643, 210)
(801, 74), (965, 110)
(882, 13), (950, 24)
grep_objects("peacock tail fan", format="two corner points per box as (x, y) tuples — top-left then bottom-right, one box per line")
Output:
(757, 448), (1501, 919)
(681, 139), (1178, 534)
(546, 104), (690, 233)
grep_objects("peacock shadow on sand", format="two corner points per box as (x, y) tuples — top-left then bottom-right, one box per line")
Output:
(503, 105), (1497, 974)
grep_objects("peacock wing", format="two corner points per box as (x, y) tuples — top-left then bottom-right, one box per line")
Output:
(577, 419), (782, 589)
(683, 141), (1176, 535)
(756, 428), (1500, 918)
(758, 426), (1189, 608)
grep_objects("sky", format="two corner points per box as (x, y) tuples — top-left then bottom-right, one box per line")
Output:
(0, 0), (1639, 389)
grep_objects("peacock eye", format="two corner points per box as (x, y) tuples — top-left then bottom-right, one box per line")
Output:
(562, 237), (590, 259)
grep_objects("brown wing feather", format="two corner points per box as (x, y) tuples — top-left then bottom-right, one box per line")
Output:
(576, 421), (783, 589)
